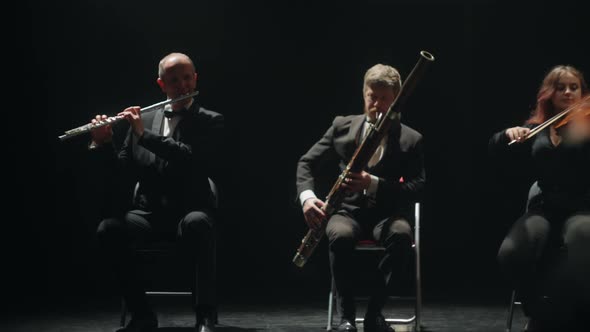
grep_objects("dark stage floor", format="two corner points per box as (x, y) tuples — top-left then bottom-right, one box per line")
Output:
(2, 294), (542, 332)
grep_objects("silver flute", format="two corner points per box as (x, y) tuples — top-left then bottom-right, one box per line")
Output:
(58, 91), (199, 141)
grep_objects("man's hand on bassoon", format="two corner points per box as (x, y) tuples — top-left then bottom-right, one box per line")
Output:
(303, 198), (326, 230)
(341, 171), (371, 193)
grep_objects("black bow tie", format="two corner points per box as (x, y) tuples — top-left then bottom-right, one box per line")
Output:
(164, 108), (188, 119)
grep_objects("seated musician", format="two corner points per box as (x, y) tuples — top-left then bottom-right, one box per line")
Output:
(295, 63), (426, 332)
(489, 65), (590, 332)
(90, 52), (223, 332)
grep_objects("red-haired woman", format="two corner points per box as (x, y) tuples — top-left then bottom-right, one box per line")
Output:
(489, 65), (590, 331)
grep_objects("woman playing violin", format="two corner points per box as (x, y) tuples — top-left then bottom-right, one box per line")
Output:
(489, 65), (590, 331)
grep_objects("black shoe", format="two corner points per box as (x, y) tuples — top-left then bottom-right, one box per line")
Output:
(364, 313), (394, 332)
(523, 318), (560, 332)
(197, 316), (216, 332)
(336, 318), (357, 332)
(116, 314), (158, 332)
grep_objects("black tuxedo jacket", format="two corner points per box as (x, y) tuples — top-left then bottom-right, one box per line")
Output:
(99, 102), (224, 213)
(296, 114), (425, 217)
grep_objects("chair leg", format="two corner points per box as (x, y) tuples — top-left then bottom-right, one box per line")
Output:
(414, 259), (422, 332)
(327, 276), (335, 330)
(414, 202), (421, 332)
(120, 297), (127, 327)
(506, 290), (516, 332)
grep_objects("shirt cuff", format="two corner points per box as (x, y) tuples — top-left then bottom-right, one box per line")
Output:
(299, 190), (317, 207)
(365, 174), (379, 197)
(88, 141), (100, 150)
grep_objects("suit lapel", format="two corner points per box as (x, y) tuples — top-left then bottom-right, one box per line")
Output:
(382, 122), (401, 163)
(172, 103), (199, 141)
(148, 109), (166, 165)
(152, 109), (164, 137)
(350, 115), (365, 146)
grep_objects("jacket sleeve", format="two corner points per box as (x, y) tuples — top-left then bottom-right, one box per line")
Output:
(138, 113), (225, 170)
(488, 123), (534, 159)
(296, 120), (340, 199)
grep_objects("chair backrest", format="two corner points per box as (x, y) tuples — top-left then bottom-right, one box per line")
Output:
(525, 181), (540, 212)
(208, 177), (219, 209)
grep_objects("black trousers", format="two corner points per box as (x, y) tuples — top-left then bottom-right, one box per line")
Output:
(326, 209), (413, 321)
(497, 210), (590, 321)
(96, 208), (216, 320)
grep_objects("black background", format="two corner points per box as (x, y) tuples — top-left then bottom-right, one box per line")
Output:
(16, 0), (586, 311)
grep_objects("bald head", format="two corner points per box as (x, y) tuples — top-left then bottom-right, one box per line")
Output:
(158, 52), (195, 79)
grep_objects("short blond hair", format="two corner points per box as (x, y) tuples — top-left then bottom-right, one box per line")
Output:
(363, 64), (402, 96)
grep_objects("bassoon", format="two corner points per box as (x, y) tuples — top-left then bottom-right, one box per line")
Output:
(292, 51), (435, 267)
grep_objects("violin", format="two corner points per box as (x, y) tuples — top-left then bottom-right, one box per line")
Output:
(509, 95), (590, 145)
(554, 97), (590, 129)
